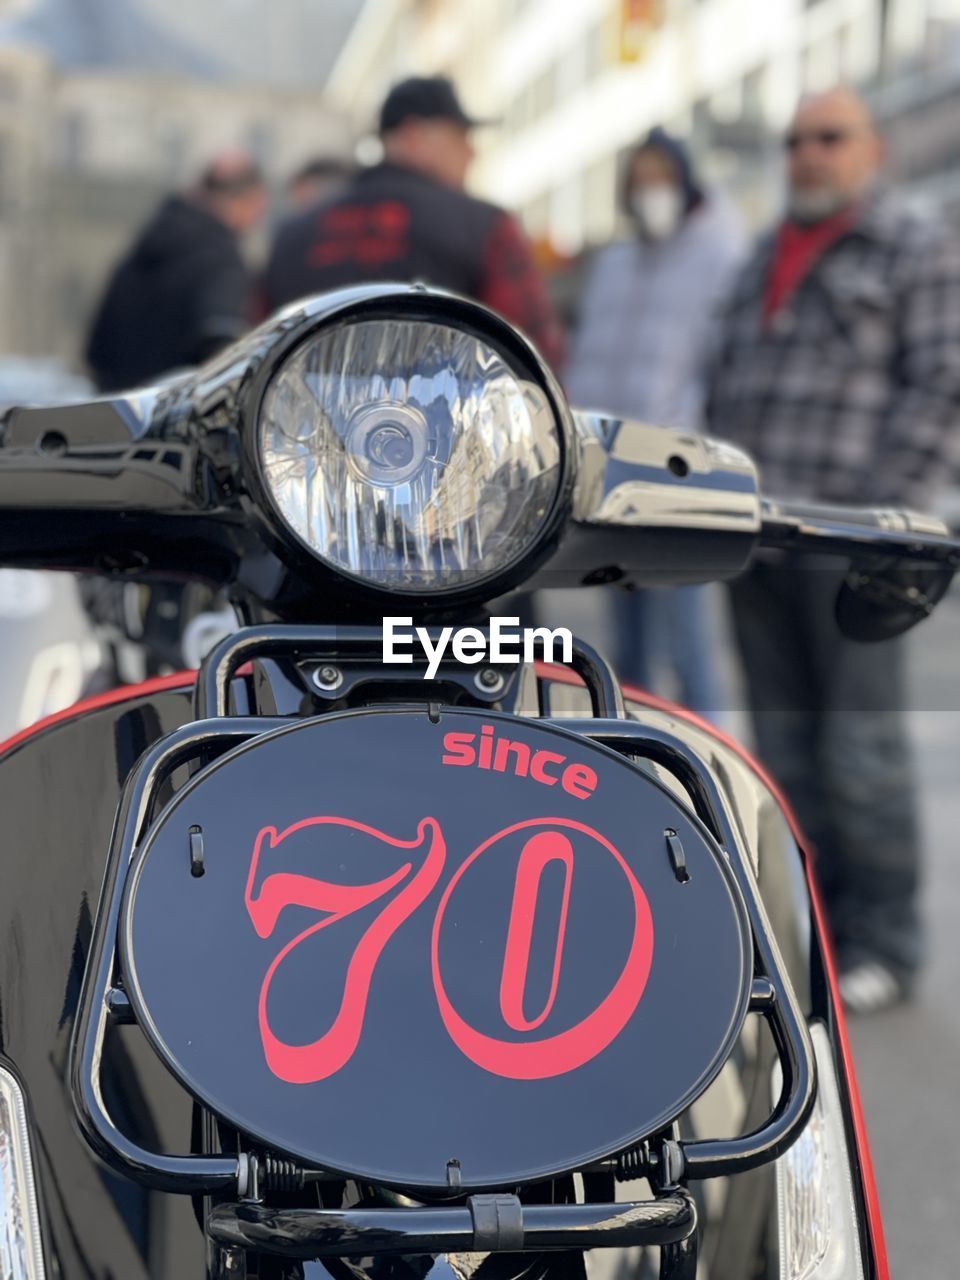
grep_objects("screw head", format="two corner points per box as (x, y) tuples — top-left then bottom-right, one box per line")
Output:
(475, 667), (505, 694)
(313, 664), (344, 692)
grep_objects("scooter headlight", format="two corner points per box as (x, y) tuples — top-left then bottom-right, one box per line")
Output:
(1, 1067), (44, 1280)
(258, 315), (564, 593)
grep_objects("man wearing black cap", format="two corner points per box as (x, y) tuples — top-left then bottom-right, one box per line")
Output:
(262, 76), (564, 371)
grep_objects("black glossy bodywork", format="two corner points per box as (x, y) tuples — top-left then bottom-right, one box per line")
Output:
(0, 667), (859, 1280)
(0, 683), (203, 1278)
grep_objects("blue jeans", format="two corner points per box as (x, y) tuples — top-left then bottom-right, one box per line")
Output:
(729, 558), (923, 976)
(613, 584), (724, 720)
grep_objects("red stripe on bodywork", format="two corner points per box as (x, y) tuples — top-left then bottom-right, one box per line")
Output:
(0, 669), (197, 760)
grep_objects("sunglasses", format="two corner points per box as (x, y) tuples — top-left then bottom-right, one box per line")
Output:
(784, 128), (852, 152)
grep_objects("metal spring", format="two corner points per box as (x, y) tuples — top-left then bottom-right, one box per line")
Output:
(261, 1157), (305, 1192)
(615, 1145), (650, 1182)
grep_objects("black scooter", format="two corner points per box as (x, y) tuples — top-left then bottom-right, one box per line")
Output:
(1, 284), (952, 1280)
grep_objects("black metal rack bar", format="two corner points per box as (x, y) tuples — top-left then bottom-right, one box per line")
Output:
(196, 626), (624, 720)
(74, 633), (814, 1191)
(205, 1191), (697, 1260)
(549, 718), (817, 1178)
(69, 712), (287, 1193)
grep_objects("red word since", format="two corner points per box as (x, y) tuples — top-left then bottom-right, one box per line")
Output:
(441, 724), (598, 799)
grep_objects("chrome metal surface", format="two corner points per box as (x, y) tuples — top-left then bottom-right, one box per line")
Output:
(570, 413), (760, 533)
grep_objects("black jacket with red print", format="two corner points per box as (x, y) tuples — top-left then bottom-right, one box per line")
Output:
(262, 162), (565, 373)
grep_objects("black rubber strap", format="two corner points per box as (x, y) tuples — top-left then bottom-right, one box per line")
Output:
(468, 1195), (524, 1251)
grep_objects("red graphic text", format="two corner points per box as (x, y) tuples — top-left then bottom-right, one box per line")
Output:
(245, 816), (445, 1084)
(442, 724), (598, 799)
(245, 815), (652, 1084)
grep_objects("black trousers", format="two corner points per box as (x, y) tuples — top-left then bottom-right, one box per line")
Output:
(729, 557), (922, 975)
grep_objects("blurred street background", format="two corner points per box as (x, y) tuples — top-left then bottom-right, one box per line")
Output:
(1, 0), (960, 1269)
(1, 0), (959, 365)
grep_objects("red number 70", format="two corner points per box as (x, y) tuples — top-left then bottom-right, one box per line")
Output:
(245, 815), (654, 1084)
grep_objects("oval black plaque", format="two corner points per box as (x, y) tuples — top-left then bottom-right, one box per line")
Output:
(120, 707), (751, 1190)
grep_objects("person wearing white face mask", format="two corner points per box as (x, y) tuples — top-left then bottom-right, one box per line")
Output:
(628, 180), (685, 241)
(564, 127), (747, 719)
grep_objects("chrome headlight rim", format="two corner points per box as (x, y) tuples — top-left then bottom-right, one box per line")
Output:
(241, 283), (575, 604)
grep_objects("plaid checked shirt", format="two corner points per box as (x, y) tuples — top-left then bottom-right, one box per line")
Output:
(474, 213), (565, 374)
(706, 189), (960, 511)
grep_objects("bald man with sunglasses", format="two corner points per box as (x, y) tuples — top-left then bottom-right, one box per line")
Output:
(708, 88), (960, 1014)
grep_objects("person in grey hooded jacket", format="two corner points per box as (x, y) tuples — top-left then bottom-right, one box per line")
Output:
(565, 127), (747, 717)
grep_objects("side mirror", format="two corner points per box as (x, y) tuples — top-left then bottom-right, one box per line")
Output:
(835, 560), (956, 641)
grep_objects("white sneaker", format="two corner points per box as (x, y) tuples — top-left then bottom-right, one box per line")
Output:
(838, 960), (908, 1015)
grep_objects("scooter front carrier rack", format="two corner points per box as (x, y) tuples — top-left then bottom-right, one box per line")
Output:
(69, 626), (815, 1278)
(205, 1185), (699, 1262)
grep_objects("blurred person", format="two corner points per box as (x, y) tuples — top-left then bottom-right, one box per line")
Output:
(85, 150), (267, 393)
(565, 127), (747, 718)
(84, 152), (265, 679)
(708, 87), (960, 1012)
(262, 76), (564, 371)
(286, 156), (356, 214)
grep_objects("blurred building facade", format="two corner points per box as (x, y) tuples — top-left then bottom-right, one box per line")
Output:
(327, 0), (960, 254)
(0, 0), (353, 363)
(141, 0), (363, 90)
